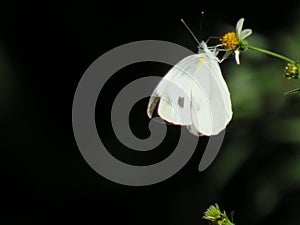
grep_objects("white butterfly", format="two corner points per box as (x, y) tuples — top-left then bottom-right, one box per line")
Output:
(147, 41), (232, 136)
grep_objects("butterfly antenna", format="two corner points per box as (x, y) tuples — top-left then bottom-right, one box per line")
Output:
(180, 19), (201, 46)
(199, 11), (205, 41)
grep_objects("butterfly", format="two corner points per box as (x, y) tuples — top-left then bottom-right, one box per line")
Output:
(147, 41), (232, 136)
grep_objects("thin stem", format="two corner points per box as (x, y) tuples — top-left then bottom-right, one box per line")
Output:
(247, 45), (296, 64)
(284, 88), (300, 96)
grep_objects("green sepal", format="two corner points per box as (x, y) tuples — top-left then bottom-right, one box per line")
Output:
(238, 40), (248, 51)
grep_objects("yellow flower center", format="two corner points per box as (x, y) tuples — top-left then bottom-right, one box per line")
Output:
(220, 32), (239, 50)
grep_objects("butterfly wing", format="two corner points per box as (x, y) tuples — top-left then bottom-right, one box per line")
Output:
(187, 52), (232, 136)
(148, 41), (232, 136)
(147, 54), (201, 125)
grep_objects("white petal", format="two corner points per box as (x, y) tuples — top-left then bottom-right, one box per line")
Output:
(236, 18), (244, 38)
(234, 50), (240, 65)
(240, 29), (252, 40)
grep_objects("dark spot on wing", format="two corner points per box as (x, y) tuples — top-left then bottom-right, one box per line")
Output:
(178, 97), (184, 108)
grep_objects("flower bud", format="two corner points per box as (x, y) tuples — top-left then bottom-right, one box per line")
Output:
(203, 204), (234, 225)
(285, 63), (299, 79)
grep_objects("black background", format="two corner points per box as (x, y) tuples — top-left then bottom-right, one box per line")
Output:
(2, 1), (300, 224)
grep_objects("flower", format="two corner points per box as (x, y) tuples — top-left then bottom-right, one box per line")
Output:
(220, 18), (252, 64)
(285, 62), (300, 79)
(203, 204), (224, 222)
(202, 204), (235, 225)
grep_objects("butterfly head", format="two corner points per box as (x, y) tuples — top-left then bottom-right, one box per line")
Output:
(198, 41), (220, 61)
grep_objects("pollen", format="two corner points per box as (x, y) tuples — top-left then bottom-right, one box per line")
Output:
(220, 32), (239, 50)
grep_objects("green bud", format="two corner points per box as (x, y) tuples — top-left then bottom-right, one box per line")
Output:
(285, 63), (299, 79)
(203, 204), (235, 225)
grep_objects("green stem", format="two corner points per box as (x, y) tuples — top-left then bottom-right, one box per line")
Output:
(284, 88), (300, 96)
(247, 45), (296, 64)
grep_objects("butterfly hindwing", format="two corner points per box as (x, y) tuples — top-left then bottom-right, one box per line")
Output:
(188, 51), (232, 136)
